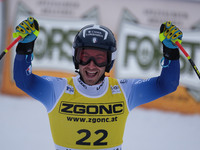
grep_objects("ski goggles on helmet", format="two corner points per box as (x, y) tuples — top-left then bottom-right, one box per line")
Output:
(76, 48), (108, 67)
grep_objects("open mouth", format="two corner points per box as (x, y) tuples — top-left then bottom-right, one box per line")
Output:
(86, 70), (98, 78)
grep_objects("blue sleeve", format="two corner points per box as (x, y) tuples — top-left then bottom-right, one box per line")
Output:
(13, 54), (67, 112)
(120, 59), (180, 111)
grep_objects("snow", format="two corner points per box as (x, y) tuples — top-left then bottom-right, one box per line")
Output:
(0, 93), (200, 150)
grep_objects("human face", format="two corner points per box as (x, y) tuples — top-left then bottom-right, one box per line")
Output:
(77, 48), (107, 85)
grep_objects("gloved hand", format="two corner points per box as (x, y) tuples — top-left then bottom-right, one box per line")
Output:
(13, 16), (39, 43)
(14, 17), (39, 55)
(159, 21), (183, 60)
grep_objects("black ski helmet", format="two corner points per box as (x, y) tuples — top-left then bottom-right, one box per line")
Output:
(72, 24), (117, 72)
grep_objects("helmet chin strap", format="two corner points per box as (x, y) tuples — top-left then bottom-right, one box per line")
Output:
(75, 70), (105, 85)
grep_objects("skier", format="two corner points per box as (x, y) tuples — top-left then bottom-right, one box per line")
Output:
(13, 17), (181, 150)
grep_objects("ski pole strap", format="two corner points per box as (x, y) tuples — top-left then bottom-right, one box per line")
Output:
(25, 53), (34, 63)
(160, 57), (171, 68)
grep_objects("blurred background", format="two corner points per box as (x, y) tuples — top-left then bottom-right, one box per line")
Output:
(0, 0), (200, 150)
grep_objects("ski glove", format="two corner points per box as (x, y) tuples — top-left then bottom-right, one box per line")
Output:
(159, 21), (183, 60)
(14, 17), (39, 55)
(13, 16), (39, 43)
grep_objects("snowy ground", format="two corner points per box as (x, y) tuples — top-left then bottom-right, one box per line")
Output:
(0, 93), (200, 150)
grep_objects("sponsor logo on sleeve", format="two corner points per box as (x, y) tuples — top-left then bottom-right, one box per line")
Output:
(26, 65), (32, 76)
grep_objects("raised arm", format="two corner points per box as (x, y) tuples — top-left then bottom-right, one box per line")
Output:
(126, 21), (182, 110)
(13, 17), (56, 111)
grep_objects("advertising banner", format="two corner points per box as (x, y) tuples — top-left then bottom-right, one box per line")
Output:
(117, 17), (200, 114)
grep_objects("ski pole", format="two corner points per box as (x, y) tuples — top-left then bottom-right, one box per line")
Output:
(175, 41), (200, 79)
(0, 35), (22, 60)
